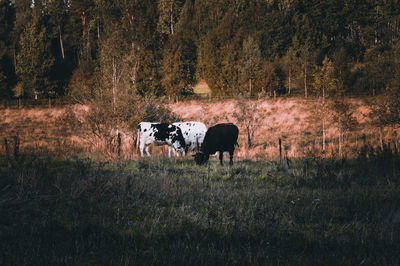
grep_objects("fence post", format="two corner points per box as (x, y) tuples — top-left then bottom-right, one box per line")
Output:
(4, 138), (9, 156)
(13, 135), (19, 160)
(117, 132), (121, 158)
(279, 138), (282, 163)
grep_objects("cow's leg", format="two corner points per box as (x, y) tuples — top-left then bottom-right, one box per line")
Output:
(139, 142), (145, 157)
(229, 151), (234, 166)
(145, 145), (151, 157)
(168, 146), (172, 158)
(219, 151), (224, 166)
(197, 141), (203, 152)
(190, 142), (200, 155)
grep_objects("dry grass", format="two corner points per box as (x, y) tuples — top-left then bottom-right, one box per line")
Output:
(0, 98), (398, 160)
(170, 97), (398, 160)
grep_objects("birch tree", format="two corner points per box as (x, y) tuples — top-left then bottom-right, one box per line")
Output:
(157, 0), (184, 36)
(313, 56), (337, 152)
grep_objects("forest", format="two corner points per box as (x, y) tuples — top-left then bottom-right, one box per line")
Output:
(1, 0), (400, 100)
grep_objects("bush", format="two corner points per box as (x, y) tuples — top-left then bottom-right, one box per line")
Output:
(61, 94), (181, 160)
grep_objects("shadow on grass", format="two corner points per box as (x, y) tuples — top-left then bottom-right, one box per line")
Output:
(1, 151), (400, 265)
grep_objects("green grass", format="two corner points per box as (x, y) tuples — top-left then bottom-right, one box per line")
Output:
(1, 152), (400, 265)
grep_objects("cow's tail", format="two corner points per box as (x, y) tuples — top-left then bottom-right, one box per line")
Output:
(235, 141), (239, 148)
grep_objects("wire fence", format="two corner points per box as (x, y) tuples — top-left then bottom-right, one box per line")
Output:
(0, 98), (72, 109)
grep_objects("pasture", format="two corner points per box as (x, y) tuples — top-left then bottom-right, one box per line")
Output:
(1, 151), (400, 265)
(1, 98), (400, 264)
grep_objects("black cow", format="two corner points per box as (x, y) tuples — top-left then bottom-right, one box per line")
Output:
(193, 123), (239, 166)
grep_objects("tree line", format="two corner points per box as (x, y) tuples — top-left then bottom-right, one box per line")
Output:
(1, 0), (400, 100)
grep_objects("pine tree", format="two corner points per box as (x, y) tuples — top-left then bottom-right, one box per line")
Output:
(16, 7), (55, 98)
(161, 0), (197, 96)
(0, 0), (15, 98)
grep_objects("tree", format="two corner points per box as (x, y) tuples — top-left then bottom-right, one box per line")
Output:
(47, 0), (69, 60)
(240, 35), (262, 96)
(0, 0), (15, 98)
(161, 34), (197, 96)
(329, 97), (358, 157)
(157, 0), (185, 36)
(160, 0), (197, 97)
(16, 7), (55, 97)
(313, 56), (337, 103)
(298, 43), (315, 98)
(313, 56), (337, 151)
(232, 95), (261, 149)
(281, 47), (298, 95)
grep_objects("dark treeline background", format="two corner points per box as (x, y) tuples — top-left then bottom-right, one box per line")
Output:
(1, 0), (400, 100)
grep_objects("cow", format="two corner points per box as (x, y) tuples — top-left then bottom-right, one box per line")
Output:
(172, 121), (207, 155)
(137, 122), (186, 157)
(193, 123), (239, 166)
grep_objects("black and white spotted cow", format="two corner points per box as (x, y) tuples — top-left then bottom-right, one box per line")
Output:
(193, 123), (239, 166)
(137, 122), (186, 157)
(172, 121), (207, 155)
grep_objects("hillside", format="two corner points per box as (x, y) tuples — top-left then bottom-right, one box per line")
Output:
(1, 97), (394, 161)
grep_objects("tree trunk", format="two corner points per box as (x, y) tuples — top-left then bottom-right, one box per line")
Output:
(322, 112), (326, 151)
(97, 20), (100, 39)
(58, 25), (65, 60)
(13, 47), (16, 73)
(379, 127), (384, 150)
(288, 67), (292, 94)
(249, 78), (252, 97)
(112, 58), (117, 111)
(304, 60), (308, 98)
(170, 2), (174, 34)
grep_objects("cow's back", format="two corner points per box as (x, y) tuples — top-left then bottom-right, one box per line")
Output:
(173, 121), (207, 143)
(202, 123), (238, 154)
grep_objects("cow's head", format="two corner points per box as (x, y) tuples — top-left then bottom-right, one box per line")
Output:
(171, 127), (186, 154)
(193, 151), (209, 166)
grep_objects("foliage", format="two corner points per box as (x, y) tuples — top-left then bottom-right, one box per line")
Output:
(1, 1), (400, 98)
(239, 35), (262, 96)
(313, 56), (338, 101)
(15, 7), (55, 98)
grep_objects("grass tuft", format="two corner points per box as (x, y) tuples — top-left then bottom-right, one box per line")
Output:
(1, 150), (400, 264)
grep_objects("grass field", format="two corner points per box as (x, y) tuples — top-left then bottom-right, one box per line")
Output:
(1, 98), (400, 264)
(1, 149), (400, 265)
(2, 97), (397, 161)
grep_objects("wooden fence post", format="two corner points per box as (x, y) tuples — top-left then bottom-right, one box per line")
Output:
(13, 135), (19, 159)
(117, 132), (121, 158)
(4, 138), (9, 156)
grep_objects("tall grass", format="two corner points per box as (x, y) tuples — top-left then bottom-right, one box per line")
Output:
(1, 149), (400, 265)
